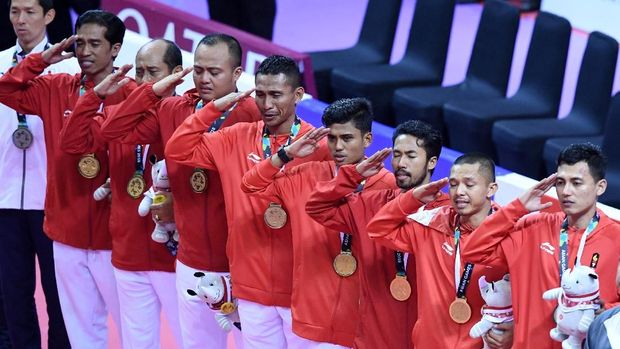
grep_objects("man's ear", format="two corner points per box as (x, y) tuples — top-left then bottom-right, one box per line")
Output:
(294, 86), (305, 105)
(363, 132), (372, 148)
(172, 65), (183, 74)
(486, 182), (498, 199)
(111, 43), (122, 60)
(232, 66), (242, 82)
(596, 178), (607, 197)
(44, 9), (56, 26)
(427, 156), (438, 172)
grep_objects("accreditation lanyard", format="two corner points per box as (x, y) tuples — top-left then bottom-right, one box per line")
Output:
(339, 180), (366, 251)
(134, 144), (150, 176)
(453, 223), (475, 297)
(195, 99), (237, 133)
(261, 117), (302, 159)
(558, 212), (600, 278)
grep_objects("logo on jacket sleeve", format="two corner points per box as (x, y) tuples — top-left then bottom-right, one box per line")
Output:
(247, 152), (261, 164)
(442, 242), (454, 256)
(540, 242), (555, 256)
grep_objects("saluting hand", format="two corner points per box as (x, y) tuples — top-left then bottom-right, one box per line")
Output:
(152, 66), (193, 98)
(412, 177), (448, 204)
(356, 148), (391, 178)
(213, 88), (255, 112)
(93, 64), (133, 99)
(285, 126), (330, 159)
(42, 35), (76, 64)
(518, 173), (557, 212)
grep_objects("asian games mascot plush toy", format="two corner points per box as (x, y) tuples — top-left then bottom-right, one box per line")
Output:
(470, 274), (513, 348)
(543, 265), (600, 349)
(138, 159), (178, 243)
(186, 272), (241, 332)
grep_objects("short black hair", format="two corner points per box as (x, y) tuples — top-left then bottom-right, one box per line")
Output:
(9, 0), (53, 13)
(75, 10), (125, 46)
(155, 39), (182, 72)
(392, 120), (442, 160)
(557, 143), (607, 181)
(256, 55), (301, 88)
(198, 33), (242, 68)
(321, 98), (373, 134)
(453, 152), (496, 183)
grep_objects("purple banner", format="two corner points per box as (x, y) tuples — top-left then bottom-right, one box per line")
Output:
(102, 0), (317, 95)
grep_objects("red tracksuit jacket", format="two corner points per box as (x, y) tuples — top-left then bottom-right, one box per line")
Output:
(366, 189), (508, 349)
(59, 89), (175, 272)
(0, 53), (132, 249)
(461, 199), (620, 349)
(242, 159), (395, 346)
(100, 83), (260, 272)
(165, 101), (331, 306)
(306, 164), (451, 349)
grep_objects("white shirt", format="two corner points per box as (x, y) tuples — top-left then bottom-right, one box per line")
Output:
(0, 38), (80, 210)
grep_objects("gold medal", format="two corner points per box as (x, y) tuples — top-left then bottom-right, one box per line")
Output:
(333, 252), (357, 277)
(220, 302), (236, 315)
(264, 203), (287, 229)
(78, 153), (100, 179)
(449, 298), (472, 324)
(126, 174), (146, 199)
(390, 275), (412, 301)
(190, 168), (208, 193)
(12, 127), (33, 149)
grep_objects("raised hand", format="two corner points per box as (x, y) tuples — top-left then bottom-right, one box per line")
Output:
(518, 173), (557, 212)
(285, 127), (330, 159)
(213, 88), (255, 112)
(42, 36), (76, 64)
(356, 148), (391, 178)
(412, 177), (448, 204)
(93, 64), (133, 99)
(152, 66), (193, 97)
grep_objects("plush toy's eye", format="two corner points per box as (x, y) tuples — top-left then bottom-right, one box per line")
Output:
(575, 280), (579, 284)
(210, 283), (215, 286)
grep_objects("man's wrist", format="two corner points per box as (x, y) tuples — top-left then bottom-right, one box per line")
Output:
(277, 147), (293, 164)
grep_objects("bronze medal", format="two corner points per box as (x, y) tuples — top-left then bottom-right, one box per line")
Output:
(333, 252), (357, 277)
(12, 127), (33, 149)
(78, 153), (100, 179)
(389, 275), (412, 301)
(264, 203), (287, 229)
(449, 298), (472, 324)
(190, 168), (208, 193)
(126, 174), (146, 199)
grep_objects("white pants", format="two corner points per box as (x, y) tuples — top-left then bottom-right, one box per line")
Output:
(53, 241), (121, 349)
(237, 298), (309, 349)
(176, 260), (243, 349)
(113, 267), (183, 349)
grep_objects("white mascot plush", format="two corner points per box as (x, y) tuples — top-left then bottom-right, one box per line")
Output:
(186, 272), (240, 332)
(137, 160), (178, 243)
(543, 265), (600, 349)
(93, 178), (111, 201)
(470, 274), (514, 348)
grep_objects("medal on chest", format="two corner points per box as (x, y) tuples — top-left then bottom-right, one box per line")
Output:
(12, 125), (33, 149)
(126, 145), (149, 198)
(389, 251), (411, 301)
(190, 168), (208, 193)
(264, 203), (287, 229)
(78, 153), (100, 179)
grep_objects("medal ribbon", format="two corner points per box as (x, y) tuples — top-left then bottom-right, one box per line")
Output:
(558, 212), (600, 278)
(394, 251), (407, 277)
(453, 223), (475, 298)
(134, 144), (150, 175)
(195, 99), (238, 133)
(261, 116), (302, 159)
(339, 180), (366, 252)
